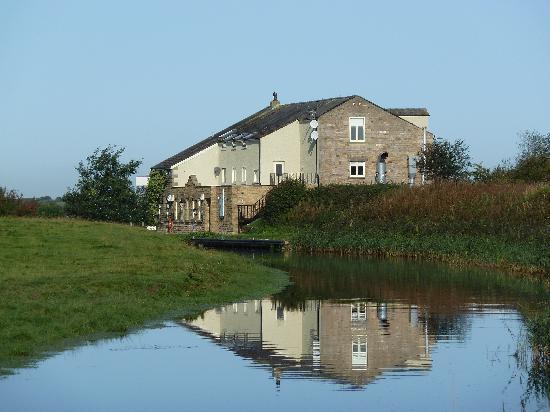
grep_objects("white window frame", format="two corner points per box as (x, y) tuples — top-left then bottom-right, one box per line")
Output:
(349, 117), (365, 142)
(351, 303), (367, 321)
(231, 168), (237, 184)
(221, 168), (226, 184)
(349, 161), (366, 178)
(253, 169), (259, 184)
(241, 167), (247, 183)
(273, 161), (285, 176)
(352, 336), (368, 370)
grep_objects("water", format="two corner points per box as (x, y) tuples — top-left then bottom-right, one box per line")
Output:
(1, 255), (548, 411)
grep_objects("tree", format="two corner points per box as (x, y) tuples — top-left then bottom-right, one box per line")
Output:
(63, 146), (142, 223)
(470, 163), (492, 182)
(516, 130), (550, 163)
(417, 138), (471, 181)
(513, 130), (550, 182)
(145, 169), (168, 225)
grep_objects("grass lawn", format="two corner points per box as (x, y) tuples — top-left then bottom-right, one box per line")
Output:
(0, 217), (288, 375)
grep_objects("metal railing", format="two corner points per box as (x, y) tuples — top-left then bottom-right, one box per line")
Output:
(269, 172), (319, 186)
(237, 195), (266, 227)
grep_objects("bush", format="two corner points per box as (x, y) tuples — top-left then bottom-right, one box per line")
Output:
(0, 188), (37, 217)
(263, 180), (308, 224)
(37, 202), (65, 218)
(513, 155), (550, 182)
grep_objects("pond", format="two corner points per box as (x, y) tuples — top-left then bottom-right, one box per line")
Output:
(1, 255), (548, 411)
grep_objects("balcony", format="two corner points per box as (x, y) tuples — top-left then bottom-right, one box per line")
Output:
(269, 172), (319, 186)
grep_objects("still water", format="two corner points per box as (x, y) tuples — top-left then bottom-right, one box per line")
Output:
(1, 255), (548, 411)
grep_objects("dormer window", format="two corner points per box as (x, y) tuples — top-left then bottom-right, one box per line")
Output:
(349, 117), (365, 142)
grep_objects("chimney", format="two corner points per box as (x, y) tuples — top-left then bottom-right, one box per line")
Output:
(270, 91), (280, 109)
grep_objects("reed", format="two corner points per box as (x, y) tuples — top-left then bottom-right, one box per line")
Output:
(250, 182), (549, 274)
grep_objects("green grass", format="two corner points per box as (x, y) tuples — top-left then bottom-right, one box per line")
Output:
(0, 217), (288, 375)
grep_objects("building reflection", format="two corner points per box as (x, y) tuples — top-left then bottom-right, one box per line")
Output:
(182, 299), (432, 388)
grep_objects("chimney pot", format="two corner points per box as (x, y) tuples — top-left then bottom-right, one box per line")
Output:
(270, 91), (280, 109)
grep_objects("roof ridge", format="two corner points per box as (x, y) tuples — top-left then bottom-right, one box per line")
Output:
(282, 95), (356, 107)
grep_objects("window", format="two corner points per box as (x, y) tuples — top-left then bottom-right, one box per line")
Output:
(350, 161), (365, 178)
(241, 167), (247, 183)
(253, 169), (258, 184)
(231, 168), (237, 184)
(349, 117), (365, 142)
(274, 161), (284, 176)
(352, 337), (368, 369)
(221, 168), (226, 184)
(351, 303), (367, 321)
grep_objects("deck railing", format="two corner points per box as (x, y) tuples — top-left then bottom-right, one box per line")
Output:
(237, 195), (266, 229)
(269, 172), (319, 186)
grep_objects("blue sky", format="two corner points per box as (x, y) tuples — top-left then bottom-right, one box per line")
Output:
(1, 0), (549, 197)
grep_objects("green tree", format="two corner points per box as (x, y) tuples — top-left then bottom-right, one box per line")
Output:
(63, 146), (142, 223)
(417, 138), (471, 181)
(145, 169), (168, 225)
(513, 130), (550, 182)
(470, 163), (492, 182)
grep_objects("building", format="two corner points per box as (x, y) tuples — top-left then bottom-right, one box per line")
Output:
(152, 94), (433, 233)
(183, 299), (432, 388)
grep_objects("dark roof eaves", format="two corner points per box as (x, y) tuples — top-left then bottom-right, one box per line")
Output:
(387, 108), (430, 116)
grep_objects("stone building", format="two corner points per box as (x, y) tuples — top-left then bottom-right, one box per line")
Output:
(151, 94), (433, 233)
(183, 299), (432, 387)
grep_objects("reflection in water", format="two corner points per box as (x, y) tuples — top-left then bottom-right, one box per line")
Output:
(184, 299), (433, 388)
(178, 254), (548, 409)
(1, 255), (548, 411)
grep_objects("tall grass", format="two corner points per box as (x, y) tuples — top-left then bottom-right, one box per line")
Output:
(249, 182), (549, 274)
(287, 182), (548, 242)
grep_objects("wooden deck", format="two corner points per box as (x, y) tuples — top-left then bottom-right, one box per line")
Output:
(190, 238), (285, 251)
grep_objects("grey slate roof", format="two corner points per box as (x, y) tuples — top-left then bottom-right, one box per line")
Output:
(152, 96), (356, 169)
(387, 108), (429, 116)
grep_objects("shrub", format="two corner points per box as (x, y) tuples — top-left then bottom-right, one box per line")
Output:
(37, 202), (65, 217)
(0, 188), (37, 217)
(513, 155), (550, 182)
(263, 180), (308, 224)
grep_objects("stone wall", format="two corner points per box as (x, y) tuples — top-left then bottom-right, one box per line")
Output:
(318, 96), (432, 185)
(160, 174), (271, 234)
(209, 185), (272, 233)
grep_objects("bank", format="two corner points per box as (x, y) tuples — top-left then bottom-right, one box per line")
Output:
(226, 182), (549, 278)
(0, 217), (288, 375)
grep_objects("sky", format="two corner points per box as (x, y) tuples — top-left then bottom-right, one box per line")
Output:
(1, 0), (549, 197)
